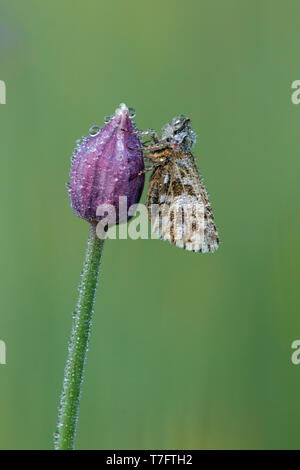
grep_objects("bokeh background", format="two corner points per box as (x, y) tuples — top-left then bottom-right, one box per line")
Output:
(0, 0), (300, 450)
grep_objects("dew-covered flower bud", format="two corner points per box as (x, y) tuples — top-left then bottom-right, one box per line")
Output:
(68, 103), (145, 225)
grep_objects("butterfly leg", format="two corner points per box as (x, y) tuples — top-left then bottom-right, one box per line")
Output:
(126, 140), (152, 151)
(129, 165), (156, 181)
(121, 127), (160, 147)
(138, 129), (160, 144)
(121, 128), (159, 143)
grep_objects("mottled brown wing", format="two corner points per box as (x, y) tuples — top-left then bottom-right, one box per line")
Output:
(146, 151), (219, 253)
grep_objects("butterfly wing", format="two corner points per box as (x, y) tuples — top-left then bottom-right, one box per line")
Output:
(147, 151), (219, 253)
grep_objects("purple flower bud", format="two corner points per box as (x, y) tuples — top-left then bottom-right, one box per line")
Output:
(68, 104), (145, 225)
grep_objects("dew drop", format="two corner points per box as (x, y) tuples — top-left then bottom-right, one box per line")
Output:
(75, 136), (87, 148)
(128, 107), (136, 118)
(104, 115), (112, 124)
(53, 432), (59, 448)
(89, 125), (101, 137)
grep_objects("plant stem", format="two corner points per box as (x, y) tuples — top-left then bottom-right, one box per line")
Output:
(55, 222), (105, 450)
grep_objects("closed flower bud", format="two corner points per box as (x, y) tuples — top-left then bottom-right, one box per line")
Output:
(68, 103), (145, 225)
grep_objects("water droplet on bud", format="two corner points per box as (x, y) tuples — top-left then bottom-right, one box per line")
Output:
(89, 125), (101, 137)
(128, 107), (136, 118)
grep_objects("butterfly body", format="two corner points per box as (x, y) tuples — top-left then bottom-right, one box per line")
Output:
(143, 116), (219, 253)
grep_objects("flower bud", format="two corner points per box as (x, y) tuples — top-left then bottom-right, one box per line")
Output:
(68, 103), (145, 225)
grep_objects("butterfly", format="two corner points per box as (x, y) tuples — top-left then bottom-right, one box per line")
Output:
(141, 115), (219, 253)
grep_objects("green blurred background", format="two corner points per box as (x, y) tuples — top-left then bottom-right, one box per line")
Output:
(0, 0), (300, 450)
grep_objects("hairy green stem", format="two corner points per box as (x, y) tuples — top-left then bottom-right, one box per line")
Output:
(55, 222), (104, 450)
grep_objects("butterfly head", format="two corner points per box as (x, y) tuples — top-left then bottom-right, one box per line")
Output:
(162, 114), (197, 151)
